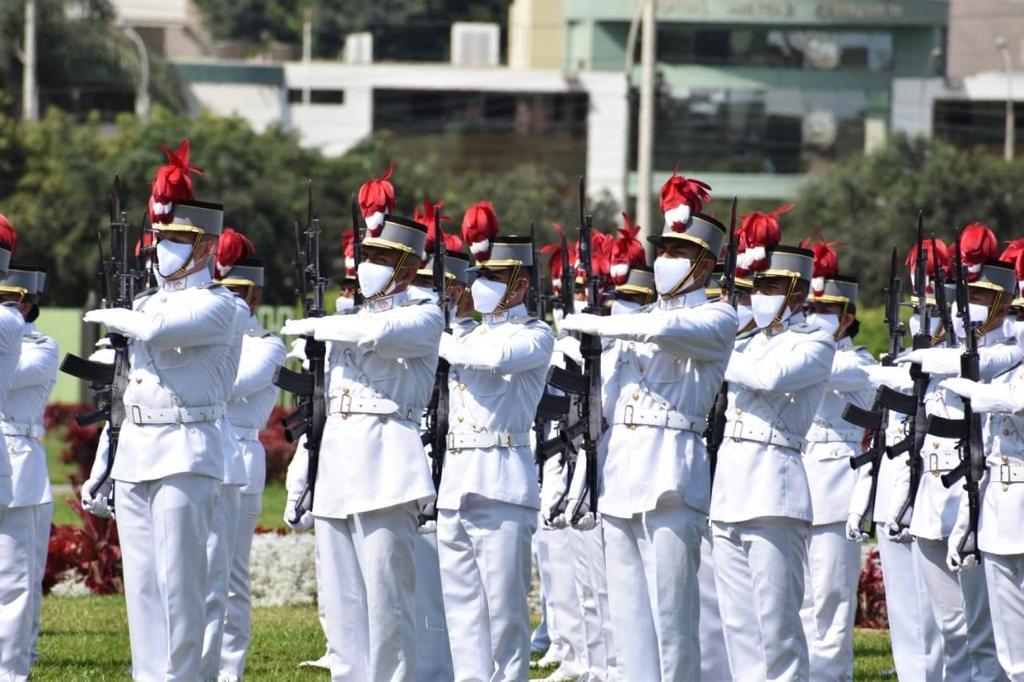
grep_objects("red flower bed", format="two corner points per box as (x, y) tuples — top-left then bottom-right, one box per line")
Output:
(855, 546), (888, 629)
(261, 404), (298, 485)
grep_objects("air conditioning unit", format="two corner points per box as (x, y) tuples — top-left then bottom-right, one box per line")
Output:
(344, 32), (373, 64)
(451, 22), (500, 67)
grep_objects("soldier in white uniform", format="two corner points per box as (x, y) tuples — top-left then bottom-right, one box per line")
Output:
(282, 215), (442, 681)
(81, 198), (240, 682)
(799, 271), (874, 682)
(201, 230), (256, 680)
(562, 212), (737, 680)
(0, 221), (20, 515)
(216, 256), (285, 681)
(942, 301), (1024, 679)
(710, 239), (836, 682)
(0, 265), (56, 682)
(437, 231), (554, 681)
(889, 253), (1017, 680)
(849, 240), (947, 682)
(410, 246), (474, 682)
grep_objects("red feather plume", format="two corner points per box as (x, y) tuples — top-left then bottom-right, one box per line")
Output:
(357, 162), (396, 237)
(659, 164), (712, 218)
(1000, 237), (1024, 282)
(215, 228), (256, 279)
(959, 224), (998, 281)
(735, 204), (792, 275)
(460, 201), (499, 263)
(0, 213), (17, 255)
(539, 223), (566, 292)
(148, 139), (202, 224)
(341, 231), (357, 277)
(610, 213), (646, 285)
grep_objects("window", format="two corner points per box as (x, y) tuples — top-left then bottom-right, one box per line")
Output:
(287, 89), (345, 105)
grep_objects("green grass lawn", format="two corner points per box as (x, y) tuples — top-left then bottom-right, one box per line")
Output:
(33, 595), (895, 680)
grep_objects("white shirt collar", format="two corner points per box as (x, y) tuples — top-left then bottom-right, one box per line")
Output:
(483, 303), (527, 325)
(161, 268), (213, 292)
(658, 287), (707, 311)
(365, 289), (408, 313)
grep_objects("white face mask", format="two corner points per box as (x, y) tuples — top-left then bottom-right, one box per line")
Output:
(471, 278), (509, 314)
(611, 299), (641, 316)
(653, 256), (693, 296)
(1000, 317), (1019, 340)
(806, 312), (840, 337)
(951, 302), (990, 340)
(573, 299), (587, 314)
(357, 261), (396, 299)
(736, 304), (754, 331)
(155, 239), (195, 281)
(335, 296), (355, 312)
(751, 293), (790, 329)
(408, 285), (438, 303)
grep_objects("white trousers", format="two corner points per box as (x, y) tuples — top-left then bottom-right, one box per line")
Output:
(220, 491), (262, 679)
(117, 474), (218, 682)
(413, 529), (454, 682)
(915, 537), (1005, 680)
(532, 525), (585, 667)
(568, 525), (616, 680)
(438, 498), (537, 682)
(315, 502), (419, 681)
(711, 516), (809, 682)
(984, 553), (1024, 681)
(603, 499), (704, 682)
(799, 522), (859, 682)
(0, 503), (51, 681)
(698, 527), (730, 682)
(201, 483), (241, 679)
(875, 533), (944, 682)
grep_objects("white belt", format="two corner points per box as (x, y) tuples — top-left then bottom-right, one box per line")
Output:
(128, 403), (224, 425)
(924, 450), (960, 474)
(727, 420), (805, 451)
(614, 405), (707, 433)
(232, 426), (261, 441)
(996, 459), (1024, 485)
(446, 431), (531, 450)
(327, 394), (418, 423)
(0, 420), (45, 438)
(805, 424), (863, 444)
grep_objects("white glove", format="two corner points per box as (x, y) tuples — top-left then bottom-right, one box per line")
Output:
(558, 313), (603, 336)
(554, 335), (584, 367)
(946, 524), (979, 572)
(284, 499), (314, 532)
(286, 338), (307, 362)
(438, 333), (458, 363)
(418, 519), (437, 535)
(845, 513), (870, 542)
(895, 349), (927, 366)
(940, 377), (979, 401)
(572, 511), (597, 531)
(863, 365), (914, 392)
(545, 511), (568, 529)
(83, 308), (145, 339)
(280, 318), (319, 337)
(884, 520), (910, 543)
(81, 477), (114, 519)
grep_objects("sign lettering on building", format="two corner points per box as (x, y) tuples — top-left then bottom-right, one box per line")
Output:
(654, 0), (907, 21)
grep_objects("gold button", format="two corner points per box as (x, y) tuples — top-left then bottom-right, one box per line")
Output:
(1004, 429), (1011, 436)
(932, 442), (939, 449)
(1004, 484), (1010, 491)
(343, 387), (350, 395)
(341, 414), (348, 420)
(734, 409), (742, 416)
(633, 393), (640, 400)
(135, 377), (142, 384)
(458, 416), (464, 423)
(1003, 455), (1010, 464)
(459, 383), (467, 390)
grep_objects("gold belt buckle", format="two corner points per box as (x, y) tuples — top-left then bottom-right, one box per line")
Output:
(929, 452), (940, 476)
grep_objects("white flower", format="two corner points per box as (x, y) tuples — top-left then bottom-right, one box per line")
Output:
(50, 573), (93, 598)
(249, 532), (318, 607)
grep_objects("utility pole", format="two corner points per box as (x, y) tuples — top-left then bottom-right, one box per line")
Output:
(22, 0), (38, 121)
(302, 7), (313, 106)
(119, 22), (151, 120)
(996, 37), (1014, 162)
(636, 0), (656, 242)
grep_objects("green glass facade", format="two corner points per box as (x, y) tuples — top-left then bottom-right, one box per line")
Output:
(565, 0), (947, 198)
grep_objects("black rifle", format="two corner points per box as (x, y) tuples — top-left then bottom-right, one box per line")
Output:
(60, 175), (136, 502)
(932, 239), (957, 348)
(350, 193), (365, 306)
(705, 197), (739, 485)
(421, 206), (450, 518)
(273, 181), (329, 524)
(843, 247), (905, 536)
(927, 235), (984, 564)
(882, 214), (934, 533)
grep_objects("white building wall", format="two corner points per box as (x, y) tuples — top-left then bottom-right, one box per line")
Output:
(892, 72), (1024, 139)
(187, 83), (286, 133)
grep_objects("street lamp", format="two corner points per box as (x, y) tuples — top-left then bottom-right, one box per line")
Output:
(996, 37), (1013, 162)
(117, 20), (150, 120)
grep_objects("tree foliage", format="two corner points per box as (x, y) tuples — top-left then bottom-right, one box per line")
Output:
(788, 135), (1024, 306)
(0, 106), (615, 306)
(194, 0), (512, 61)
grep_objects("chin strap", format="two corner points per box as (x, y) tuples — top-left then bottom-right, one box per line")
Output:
(769, 277), (799, 330)
(496, 265), (521, 311)
(162, 232), (205, 280)
(833, 301), (849, 341)
(979, 292), (1004, 336)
